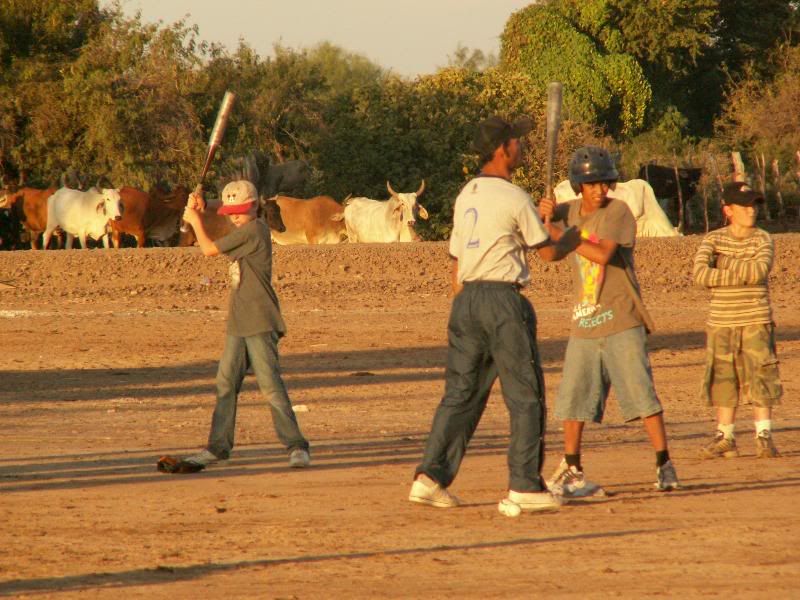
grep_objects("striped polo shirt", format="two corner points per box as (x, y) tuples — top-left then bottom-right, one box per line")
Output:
(692, 226), (774, 327)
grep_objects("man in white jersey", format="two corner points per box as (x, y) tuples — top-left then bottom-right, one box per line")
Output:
(409, 115), (580, 514)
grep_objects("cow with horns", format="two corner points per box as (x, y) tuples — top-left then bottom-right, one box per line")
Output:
(343, 180), (428, 243)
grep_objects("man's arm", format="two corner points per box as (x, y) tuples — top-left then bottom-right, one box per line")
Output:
(541, 220), (618, 265)
(535, 226), (581, 262)
(450, 256), (463, 296)
(182, 206), (220, 257)
(535, 197), (590, 262)
(715, 237), (773, 284)
(693, 235), (746, 288)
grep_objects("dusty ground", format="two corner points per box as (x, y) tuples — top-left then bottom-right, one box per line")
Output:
(0, 236), (798, 599)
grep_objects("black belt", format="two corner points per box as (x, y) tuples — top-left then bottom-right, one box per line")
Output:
(462, 281), (522, 291)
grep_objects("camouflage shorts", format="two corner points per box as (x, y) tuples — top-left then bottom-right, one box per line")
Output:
(701, 324), (783, 408)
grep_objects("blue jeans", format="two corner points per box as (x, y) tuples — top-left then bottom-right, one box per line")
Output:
(207, 332), (309, 459)
(555, 326), (663, 423)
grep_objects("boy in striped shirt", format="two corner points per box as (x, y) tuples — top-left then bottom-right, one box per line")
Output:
(693, 182), (782, 458)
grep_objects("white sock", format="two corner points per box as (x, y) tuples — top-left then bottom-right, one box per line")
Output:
(718, 423), (735, 440)
(754, 419), (771, 436)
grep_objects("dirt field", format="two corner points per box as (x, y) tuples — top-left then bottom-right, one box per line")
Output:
(1, 236), (798, 599)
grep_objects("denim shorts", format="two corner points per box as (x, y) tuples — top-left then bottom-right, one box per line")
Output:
(555, 326), (663, 423)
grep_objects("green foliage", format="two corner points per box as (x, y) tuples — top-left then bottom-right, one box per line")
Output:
(1, 1), (796, 241)
(504, 1), (799, 139)
(501, 3), (651, 137)
(446, 44), (498, 72)
(717, 45), (800, 167)
(564, 0), (718, 77)
(617, 106), (694, 179)
(0, 0), (100, 66)
(0, 0), (104, 183)
(305, 41), (386, 92)
(59, 11), (205, 187)
(311, 67), (603, 239)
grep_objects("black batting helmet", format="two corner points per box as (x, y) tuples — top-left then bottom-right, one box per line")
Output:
(568, 146), (619, 194)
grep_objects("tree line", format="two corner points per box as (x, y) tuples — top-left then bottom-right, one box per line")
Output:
(1, 0), (798, 238)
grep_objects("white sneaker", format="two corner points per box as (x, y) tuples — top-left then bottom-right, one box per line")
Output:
(547, 458), (605, 498)
(183, 449), (222, 468)
(289, 449), (311, 468)
(408, 475), (460, 508)
(506, 489), (562, 512)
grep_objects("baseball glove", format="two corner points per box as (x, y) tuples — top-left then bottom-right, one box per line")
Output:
(156, 455), (206, 474)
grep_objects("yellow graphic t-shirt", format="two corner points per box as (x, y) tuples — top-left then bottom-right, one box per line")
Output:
(559, 199), (644, 339)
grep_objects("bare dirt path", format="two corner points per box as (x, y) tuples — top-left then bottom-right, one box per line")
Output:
(1, 237), (799, 598)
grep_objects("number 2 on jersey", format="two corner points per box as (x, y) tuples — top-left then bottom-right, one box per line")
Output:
(464, 208), (479, 249)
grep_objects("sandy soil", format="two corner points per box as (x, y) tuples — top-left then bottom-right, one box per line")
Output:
(1, 236), (799, 599)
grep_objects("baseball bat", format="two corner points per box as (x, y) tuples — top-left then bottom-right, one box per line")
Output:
(544, 81), (563, 224)
(181, 90), (237, 232)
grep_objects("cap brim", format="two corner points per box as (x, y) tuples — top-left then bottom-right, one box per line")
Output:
(509, 117), (533, 138)
(725, 193), (765, 206)
(217, 200), (255, 215)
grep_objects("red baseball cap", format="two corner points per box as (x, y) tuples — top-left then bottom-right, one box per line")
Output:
(217, 180), (257, 215)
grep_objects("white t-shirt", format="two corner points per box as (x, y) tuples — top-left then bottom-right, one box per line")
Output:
(449, 176), (549, 286)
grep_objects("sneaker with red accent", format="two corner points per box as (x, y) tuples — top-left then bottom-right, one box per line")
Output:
(547, 458), (605, 498)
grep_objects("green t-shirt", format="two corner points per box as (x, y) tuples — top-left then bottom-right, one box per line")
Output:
(215, 219), (286, 338)
(557, 198), (643, 339)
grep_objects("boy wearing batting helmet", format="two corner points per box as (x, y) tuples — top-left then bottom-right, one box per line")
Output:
(539, 146), (680, 497)
(409, 116), (580, 513)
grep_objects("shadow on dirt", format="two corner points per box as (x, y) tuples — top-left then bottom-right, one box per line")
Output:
(0, 527), (666, 596)
(5, 421), (789, 493)
(8, 327), (796, 404)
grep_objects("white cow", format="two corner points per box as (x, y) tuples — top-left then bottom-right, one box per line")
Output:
(344, 180), (428, 243)
(554, 178), (680, 237)
(43, 187), (124, 249)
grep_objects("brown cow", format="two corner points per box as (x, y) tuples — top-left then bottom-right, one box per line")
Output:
(109, 186), (148, 248)
(263, 195), (347, 244)
(146, 185), (190, 246)
(107, 185), (191, 248)
(179, 196), (285, 246)
(0, 186), (57, 249)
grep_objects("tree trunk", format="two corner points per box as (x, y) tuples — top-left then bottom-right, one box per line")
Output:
(709, 154), (725, 228)
(754, 153), (771, 221)
(673, 155), (684, 233)
(772, 159), (787, 229)
(795, 151), (800, 184)
(731, 151), (747, 183)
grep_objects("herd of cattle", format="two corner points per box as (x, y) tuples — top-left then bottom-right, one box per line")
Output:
(0, 158), (706, 250)
(0, 179), (430, 250)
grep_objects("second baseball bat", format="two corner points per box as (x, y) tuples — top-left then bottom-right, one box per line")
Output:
(544, 81), (563, 204)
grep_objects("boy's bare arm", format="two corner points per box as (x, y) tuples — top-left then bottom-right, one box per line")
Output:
(538, 197), (617, 265)
(573, 237), (618, 265)
(182, 207), (220, 257)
